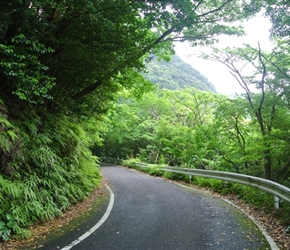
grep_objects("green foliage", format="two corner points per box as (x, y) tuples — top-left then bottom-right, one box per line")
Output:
(145, 166), (164, 177)
(207, 42), (290, 181)
(0, 115), (17, 152)
(0, 0), (261, 108)
(0, 0), (275, 242)
(144, 55), (216, 92)
(123, 159), (163, 176)
(162, 171), (188, 181)
(0, 100), (23, 177)
(265, 1), (290, 38)
(0, 101), (100, 240)
(99, 87), (223, 167)
(0, 214), (21, 241)
(123, 158), (139, 168)
(101, 39), (290, 183)
(0, 35), (55, 104)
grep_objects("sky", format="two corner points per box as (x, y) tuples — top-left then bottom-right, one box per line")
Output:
(174, 14), (273, 96)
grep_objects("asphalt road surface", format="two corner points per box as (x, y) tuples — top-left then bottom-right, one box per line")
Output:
(40, 164), (271, 250)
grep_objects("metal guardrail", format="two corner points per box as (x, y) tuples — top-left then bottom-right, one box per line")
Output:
(99, 159), (290, 206)
(100, 157), (123, 165)
(162, 166), (290, 203)
(135, 163), (290, 205)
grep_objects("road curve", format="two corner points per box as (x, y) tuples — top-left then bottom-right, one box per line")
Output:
(40, 164), (270, 250)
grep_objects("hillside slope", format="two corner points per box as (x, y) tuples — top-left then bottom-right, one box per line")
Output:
(144, 55), (216, 92)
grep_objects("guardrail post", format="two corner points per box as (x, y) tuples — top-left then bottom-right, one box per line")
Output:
(189, 175), (192, 183)
(274, 196), (279, 209)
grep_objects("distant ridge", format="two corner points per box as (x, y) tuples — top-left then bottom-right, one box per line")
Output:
(144, 54), (216, 93)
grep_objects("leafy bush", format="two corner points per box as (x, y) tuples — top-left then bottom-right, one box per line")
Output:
(145, 166), (163, 176)
(123, 158), (139, 168)
(163, 171), (187, 181)
(123, 159), (163, 176)
(0, 101), (101, 241)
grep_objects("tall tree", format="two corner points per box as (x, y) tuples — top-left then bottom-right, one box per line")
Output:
(1, 0), (261, 109)
(100, 88), (222, 167)
(0, 0), (266, 239)
(207, 43), (290, 181)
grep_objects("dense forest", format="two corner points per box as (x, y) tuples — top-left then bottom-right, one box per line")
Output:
(98, 81), (290, 184)
(0, 0), (289, 242)
(143, 55), (216, 92)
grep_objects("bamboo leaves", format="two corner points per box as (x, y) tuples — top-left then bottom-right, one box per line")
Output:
(0, 105), (101, 240)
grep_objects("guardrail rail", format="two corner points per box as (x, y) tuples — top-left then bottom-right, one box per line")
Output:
(99, 159), (290, 208)
(100, 157), (123, 165)
(135, 162), (290, 208)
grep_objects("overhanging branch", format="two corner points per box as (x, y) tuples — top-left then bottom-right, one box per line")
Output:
(72, 80), (102, 100)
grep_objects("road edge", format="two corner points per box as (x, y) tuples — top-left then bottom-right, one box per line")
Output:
(174, 182), (279, 250)
(61, 184), (115, 250)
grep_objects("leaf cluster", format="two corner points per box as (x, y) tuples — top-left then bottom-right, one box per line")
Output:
(0, 0), (267, 241)
(0, 99), (101, 241)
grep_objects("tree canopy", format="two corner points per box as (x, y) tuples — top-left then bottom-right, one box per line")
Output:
(0, 0), (273, 241)
(1, 0), (261, 109)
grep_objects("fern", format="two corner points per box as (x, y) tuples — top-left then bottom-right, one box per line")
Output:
(0, 134), (11, 152)
(0, 191), (4, 203)
(43, 203), (61, 220)
(0, 116), (16, 152)
(13, 227), (31, 240)
(23, 174), (41, 190)
(10, 206), (28, 227)
(0, 221), (11, 241)
(24, 201), (45, 220)
(0, 101), (101, 240)
(56, 195), (70, 211)
(22, 186), (36, 201)
(0, 117), (12, 127)
(2, 180), (22, 199)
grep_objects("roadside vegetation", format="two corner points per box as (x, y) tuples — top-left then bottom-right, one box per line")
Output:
(99, 80), (290, 186)
(1, 0), (290, 244)
(97, 41), (290, 239)
(123, 159), (290, 248)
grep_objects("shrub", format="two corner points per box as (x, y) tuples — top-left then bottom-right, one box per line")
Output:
(0, 102), (101, 241)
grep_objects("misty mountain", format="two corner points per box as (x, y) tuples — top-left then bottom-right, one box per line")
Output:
(144, 54), (216, 93)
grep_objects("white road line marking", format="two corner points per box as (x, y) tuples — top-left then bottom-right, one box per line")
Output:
(61, 184), (114, 250)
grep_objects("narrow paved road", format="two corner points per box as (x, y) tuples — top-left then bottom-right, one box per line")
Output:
(42, 164), (270, 250)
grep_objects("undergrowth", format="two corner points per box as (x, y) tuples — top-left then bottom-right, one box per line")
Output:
(0, 99), (101, 241)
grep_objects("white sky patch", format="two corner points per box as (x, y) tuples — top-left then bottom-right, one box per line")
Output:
(174, 13), (273, 96)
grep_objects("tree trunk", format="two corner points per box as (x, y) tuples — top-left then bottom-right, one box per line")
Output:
(264, 153), (272, 180)
(72, 80), (102, 100)
(276, 156), (290, 183)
